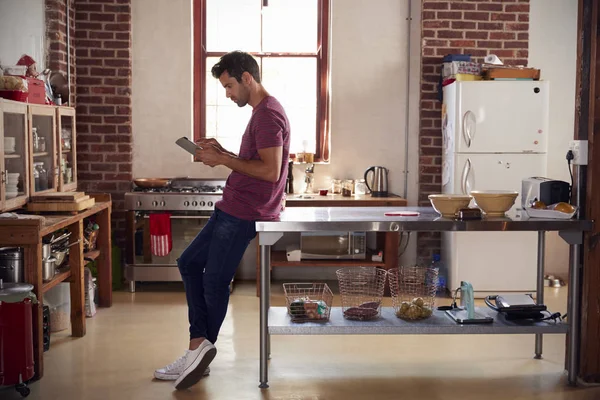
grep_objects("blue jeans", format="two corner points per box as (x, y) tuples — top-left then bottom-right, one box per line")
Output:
(177, 208), (256, 343)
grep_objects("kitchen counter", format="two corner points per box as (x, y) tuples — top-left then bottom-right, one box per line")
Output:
(254, 194), (407, 296)
(285, 193), (407, 207)
(255, 206), (593, 388)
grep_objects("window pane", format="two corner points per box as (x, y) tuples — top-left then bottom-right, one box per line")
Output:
(206, 0), (261, 52)
(262, 57), (317, 153)
(206, 55), (252, 153)
(262, 0), (319, 53)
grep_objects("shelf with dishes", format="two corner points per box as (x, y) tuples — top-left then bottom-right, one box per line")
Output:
(33, 152), (50, 157)
(4, 153), (21, 159)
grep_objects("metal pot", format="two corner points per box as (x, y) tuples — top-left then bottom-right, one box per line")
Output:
(42, 243), (52, 260)
(133, 178), (170, 189)
(0, 247), (23, 283)
(42, 257), (57, 282)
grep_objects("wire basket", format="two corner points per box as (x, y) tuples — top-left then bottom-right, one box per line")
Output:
(336, 267), (387, 321)
(283, 283), (333, 322)
(388, 266), (438, 321)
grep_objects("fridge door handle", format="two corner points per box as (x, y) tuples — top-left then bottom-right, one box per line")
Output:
(461, 158), (472, 195)
(462, 111), (476, 148)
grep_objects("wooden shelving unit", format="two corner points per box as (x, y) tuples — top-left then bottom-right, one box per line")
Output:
(41, 269), (72, 293)
(0, 193), (112, 380)
(4, 154), (21, 159)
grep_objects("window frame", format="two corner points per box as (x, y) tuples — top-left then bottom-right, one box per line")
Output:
(193, 0), (330, 162)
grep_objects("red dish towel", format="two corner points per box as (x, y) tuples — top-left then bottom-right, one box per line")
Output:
(149, 213), (172, 257)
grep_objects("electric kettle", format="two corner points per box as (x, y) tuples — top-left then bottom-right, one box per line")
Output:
(364, 166), (388, 197)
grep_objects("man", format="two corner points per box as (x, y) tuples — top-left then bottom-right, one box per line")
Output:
(154, 51), (290, 390)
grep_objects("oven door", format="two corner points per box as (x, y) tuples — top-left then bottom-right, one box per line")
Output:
(127, 212), (211, 283)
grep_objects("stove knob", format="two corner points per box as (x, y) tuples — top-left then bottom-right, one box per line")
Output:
(200, 201), (206, 207)
(208, 201), (213, 207)
(136, 201), (142, 207)
(152, 201), (158, 207)
(160, 201), (165, 206)
(192, 201), (198, 207)
(184, 201), (190, 207)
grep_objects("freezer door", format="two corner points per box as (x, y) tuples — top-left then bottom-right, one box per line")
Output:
(444, 153), (547, 209)
(442, 152), (546, 295)
(445, 81), (549, 154)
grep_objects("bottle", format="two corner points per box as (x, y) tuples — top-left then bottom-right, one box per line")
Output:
(431, 254), (446, 295)
(33, 163), (40, 191)
(35, 163), (48, 190)
(286, 160), (294, 194)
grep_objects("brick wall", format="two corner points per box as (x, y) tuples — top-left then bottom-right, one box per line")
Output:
(45, 0), (76, 105)
(417, 0), (530, 260)
(74, 0), (133, 245)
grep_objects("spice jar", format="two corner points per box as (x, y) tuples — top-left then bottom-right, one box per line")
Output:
(342, 179), (354, 197)
(331, 179), (342, 194)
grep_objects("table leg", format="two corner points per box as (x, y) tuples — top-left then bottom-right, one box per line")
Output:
(567, 242), (582, 385)
(68, 220), (86, 337)
(535, 231), (545, 359)
(259, 244), (271, 389)
(97, 206), (112, 307)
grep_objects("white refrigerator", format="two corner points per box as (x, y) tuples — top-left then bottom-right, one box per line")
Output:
(441, 81), (549, 296)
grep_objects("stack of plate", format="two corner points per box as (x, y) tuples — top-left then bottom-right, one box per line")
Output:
(6, 172), (19, 199)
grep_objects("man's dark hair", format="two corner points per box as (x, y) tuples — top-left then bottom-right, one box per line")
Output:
(211, 51), (261, 84)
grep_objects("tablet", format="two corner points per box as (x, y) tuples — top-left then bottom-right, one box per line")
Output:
(176, 136), (202, 155)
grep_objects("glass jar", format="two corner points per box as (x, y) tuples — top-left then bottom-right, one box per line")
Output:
(331, 179), (342, 194)
(38, 136), (46, 152)
(354, 179), (367, 195)
(342, 179), (354, 197)
(33, 163), (40, 192)
(35, 163), (48, 191)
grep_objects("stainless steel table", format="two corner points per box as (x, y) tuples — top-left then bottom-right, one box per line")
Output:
(255, 207), (593, 388)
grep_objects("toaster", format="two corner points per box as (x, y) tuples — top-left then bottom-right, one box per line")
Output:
(522, 177), (570, 208)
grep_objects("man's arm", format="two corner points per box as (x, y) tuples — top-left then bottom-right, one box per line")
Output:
(197, 145), (283, 183)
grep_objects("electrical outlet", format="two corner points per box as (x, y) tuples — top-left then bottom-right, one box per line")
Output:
(569, 140), (589, 166)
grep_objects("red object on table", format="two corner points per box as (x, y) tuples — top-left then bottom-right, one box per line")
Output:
(0, 298), (35, 386)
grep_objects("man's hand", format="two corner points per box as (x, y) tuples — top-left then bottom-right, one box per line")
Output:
(195, 145), (224, 167)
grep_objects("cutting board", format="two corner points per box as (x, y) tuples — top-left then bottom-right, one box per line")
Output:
(26, 197), (95, 212)
(30, 192), (86, 202)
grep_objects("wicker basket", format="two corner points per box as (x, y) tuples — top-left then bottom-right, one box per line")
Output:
(283, 283), (333, 322)
(388, 266), (438, 321)
(336, 267), (387, 321)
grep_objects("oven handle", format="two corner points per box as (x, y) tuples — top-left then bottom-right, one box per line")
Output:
(143, 215), (212, 220)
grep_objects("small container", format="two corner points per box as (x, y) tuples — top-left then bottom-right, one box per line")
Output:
(37, 136), (46, 152)
(319, 189), (328, 196)
(42, 257), (57, 282)
(331, 179), (342, 194)
(355, 179), (367, 195)
(342, 179), (354, 197)
(34, 163), (48, 191)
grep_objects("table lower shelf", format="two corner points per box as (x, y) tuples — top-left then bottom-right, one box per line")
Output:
(268, 307), (568, 335)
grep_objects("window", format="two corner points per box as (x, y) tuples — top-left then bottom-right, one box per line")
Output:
(193, 0), (330, 161)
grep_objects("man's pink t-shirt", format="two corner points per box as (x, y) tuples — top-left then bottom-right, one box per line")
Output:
(215, 96), (290, 221)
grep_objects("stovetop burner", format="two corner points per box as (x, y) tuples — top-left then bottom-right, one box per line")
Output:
(125, 178), (226, 211)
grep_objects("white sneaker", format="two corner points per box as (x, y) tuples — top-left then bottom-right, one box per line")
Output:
(174, 340), (217, 390)
(154, 351), (210, 381)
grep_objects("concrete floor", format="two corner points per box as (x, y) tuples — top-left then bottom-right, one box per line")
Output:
(3, 281), (600, 400)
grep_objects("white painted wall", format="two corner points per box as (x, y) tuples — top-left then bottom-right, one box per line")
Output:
(131, 0), (422, 280)
(529, 0), (578, 278)
(0, 0), (46, 71)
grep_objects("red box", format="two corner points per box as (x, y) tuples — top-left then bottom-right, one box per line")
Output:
(0, 77), (46, 104)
